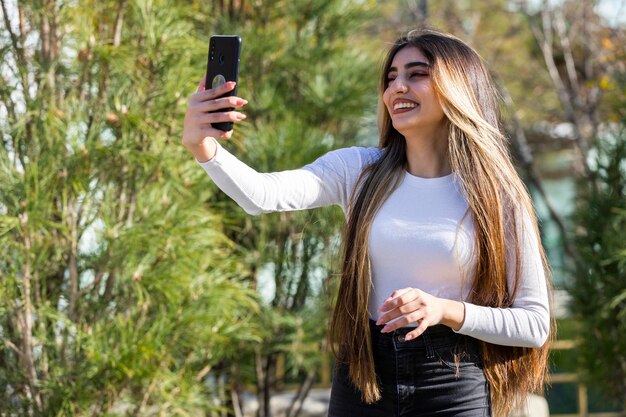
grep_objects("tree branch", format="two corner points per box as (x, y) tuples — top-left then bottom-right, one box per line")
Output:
(0, 72), (17, 129)
(1, 0), (23, 63)
(103, 270), (116, 300)
(113, 0), (128, 47)
(0, 0), (30, 104)
(498, 79), (577, 261)
(285, 368), (317, 417)
(530, 8), (589, 175)
(17, 0), (25, 41)
(554, 8), (580, 99)
(67, 200), (80, 321)
(18, 212), (43, 413)
(79, 270), (105, 298)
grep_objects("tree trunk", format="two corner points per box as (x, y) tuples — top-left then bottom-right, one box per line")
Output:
(19, 214), (43, 414)
(285, 369), (317, 417)
(255, 352), (276, 417)
(255, 349), (266, 417)
(498, 80), (576, 260)
(419, 0), (428, 19)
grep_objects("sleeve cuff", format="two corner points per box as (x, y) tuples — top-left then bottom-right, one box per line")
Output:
(196, 138), (221, 167)
(452, 301), (477, 335)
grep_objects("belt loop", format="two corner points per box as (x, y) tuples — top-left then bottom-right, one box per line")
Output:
(421, 329), (436, 359)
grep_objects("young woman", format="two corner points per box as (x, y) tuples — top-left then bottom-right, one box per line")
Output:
(182, 29), (552, 417)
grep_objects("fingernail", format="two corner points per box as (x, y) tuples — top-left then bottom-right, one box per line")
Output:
(237, 113), (247, 120)
(381, 326), (390, 333)
(405, 334), (414, 341)
(240, 99), (248, 105)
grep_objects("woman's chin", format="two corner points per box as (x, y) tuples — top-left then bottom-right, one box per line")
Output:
(391, 120), (416, 136)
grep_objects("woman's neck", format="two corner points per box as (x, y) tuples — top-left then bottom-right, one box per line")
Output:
(402, 127), (450, 178)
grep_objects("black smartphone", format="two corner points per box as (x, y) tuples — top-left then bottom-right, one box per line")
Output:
(205, 35), (242, 132)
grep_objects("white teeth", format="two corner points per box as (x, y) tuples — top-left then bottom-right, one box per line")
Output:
(394, 102), (418, 110)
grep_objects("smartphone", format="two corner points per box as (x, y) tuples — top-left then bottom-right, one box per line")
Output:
(205, 35), (242, 131)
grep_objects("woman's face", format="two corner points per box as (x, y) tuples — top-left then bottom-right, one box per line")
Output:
(382, 46), (446, 137)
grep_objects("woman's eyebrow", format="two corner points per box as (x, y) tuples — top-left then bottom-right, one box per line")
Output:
(388, 61), (430, 72)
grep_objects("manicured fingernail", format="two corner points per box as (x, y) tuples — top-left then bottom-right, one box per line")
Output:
(381, 326), (390, 333)
(237, 113), (246, 120)
(405, 334), (414, 341)
(239, 99), (248, 105)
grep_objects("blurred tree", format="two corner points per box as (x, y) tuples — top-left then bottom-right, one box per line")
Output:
(524, 0), (624, 174)
(0, 0), (259, 415)
(203, 1), (380, 416)
(569, 125), (626, 405)
(1, 0), (381, 416)
(522, 0), (626, 408)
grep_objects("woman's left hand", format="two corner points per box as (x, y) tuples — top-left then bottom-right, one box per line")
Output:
(376, 287), (464, 341)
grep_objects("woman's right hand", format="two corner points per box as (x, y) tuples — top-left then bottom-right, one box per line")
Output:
(182, 75), (248, 162)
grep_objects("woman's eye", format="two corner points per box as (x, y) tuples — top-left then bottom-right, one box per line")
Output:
(410, 72), (427, 78)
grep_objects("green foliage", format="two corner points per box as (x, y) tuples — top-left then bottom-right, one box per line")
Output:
(207, 1), (380, 410)
(569, 129), (626, 404)
(0, 0), (380, 415)
(0, 0), (261, 415)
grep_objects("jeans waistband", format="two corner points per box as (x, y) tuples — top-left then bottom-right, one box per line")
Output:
(369, 319), (476, 353)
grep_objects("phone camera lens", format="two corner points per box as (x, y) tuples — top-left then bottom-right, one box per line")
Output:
(219, 54), (225, 65)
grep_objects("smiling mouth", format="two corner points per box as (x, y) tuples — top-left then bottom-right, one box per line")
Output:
(392, 102), (419, 114)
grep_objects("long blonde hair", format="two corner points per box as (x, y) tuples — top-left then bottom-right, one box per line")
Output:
(328, 29), (553, 417)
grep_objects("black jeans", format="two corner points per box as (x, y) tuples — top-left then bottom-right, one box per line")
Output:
(328, 320), (492, 417)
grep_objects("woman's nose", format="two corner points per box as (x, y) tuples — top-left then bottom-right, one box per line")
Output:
(389, 77), (408, 93)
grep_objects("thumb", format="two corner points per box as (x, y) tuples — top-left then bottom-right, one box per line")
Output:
(197, 73), (207, 92)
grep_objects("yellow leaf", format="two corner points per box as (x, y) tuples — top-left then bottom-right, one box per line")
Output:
(599, 75), (612, 90)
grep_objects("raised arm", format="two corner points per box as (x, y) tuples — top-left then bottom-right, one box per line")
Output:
(182, 76), (379, 215)
(197, 140), (372, 215)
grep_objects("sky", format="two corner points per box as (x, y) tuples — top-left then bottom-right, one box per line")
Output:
(524, 0), (626, 26)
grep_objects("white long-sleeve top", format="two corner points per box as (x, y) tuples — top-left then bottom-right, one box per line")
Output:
(198, 141), (550, 348)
